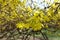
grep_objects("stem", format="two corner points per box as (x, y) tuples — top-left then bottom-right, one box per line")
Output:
(40, 30), (48, 40)
(33, 34), (35, 40)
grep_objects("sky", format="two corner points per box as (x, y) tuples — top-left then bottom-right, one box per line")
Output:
(26, 0), (54, 9)
(20, 0), (54, 9)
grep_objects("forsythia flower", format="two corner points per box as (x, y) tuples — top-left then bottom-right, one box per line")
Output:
(16, 22), (30, 29)
(34, 11), (39, 16)
(27, 6), (32, 12)
(16, 22), (25, 29)
(32, 23), (42, 31)
(19, 15), (24, 18)
(54, 0), (59, 2)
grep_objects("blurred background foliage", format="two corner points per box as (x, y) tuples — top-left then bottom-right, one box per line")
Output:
(0, 0), (60, 40)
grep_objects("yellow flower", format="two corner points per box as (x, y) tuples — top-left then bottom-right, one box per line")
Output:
(31, 23), (42, 31)
(20, 15), (23, 18)
(34, 11), (39, 16)
(27, 6), (32, 12)
(25, 23), (30, 29)
(16, 22), (25, 29)
(54, 0), (59, 2)
(16, 22), (30, 29)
